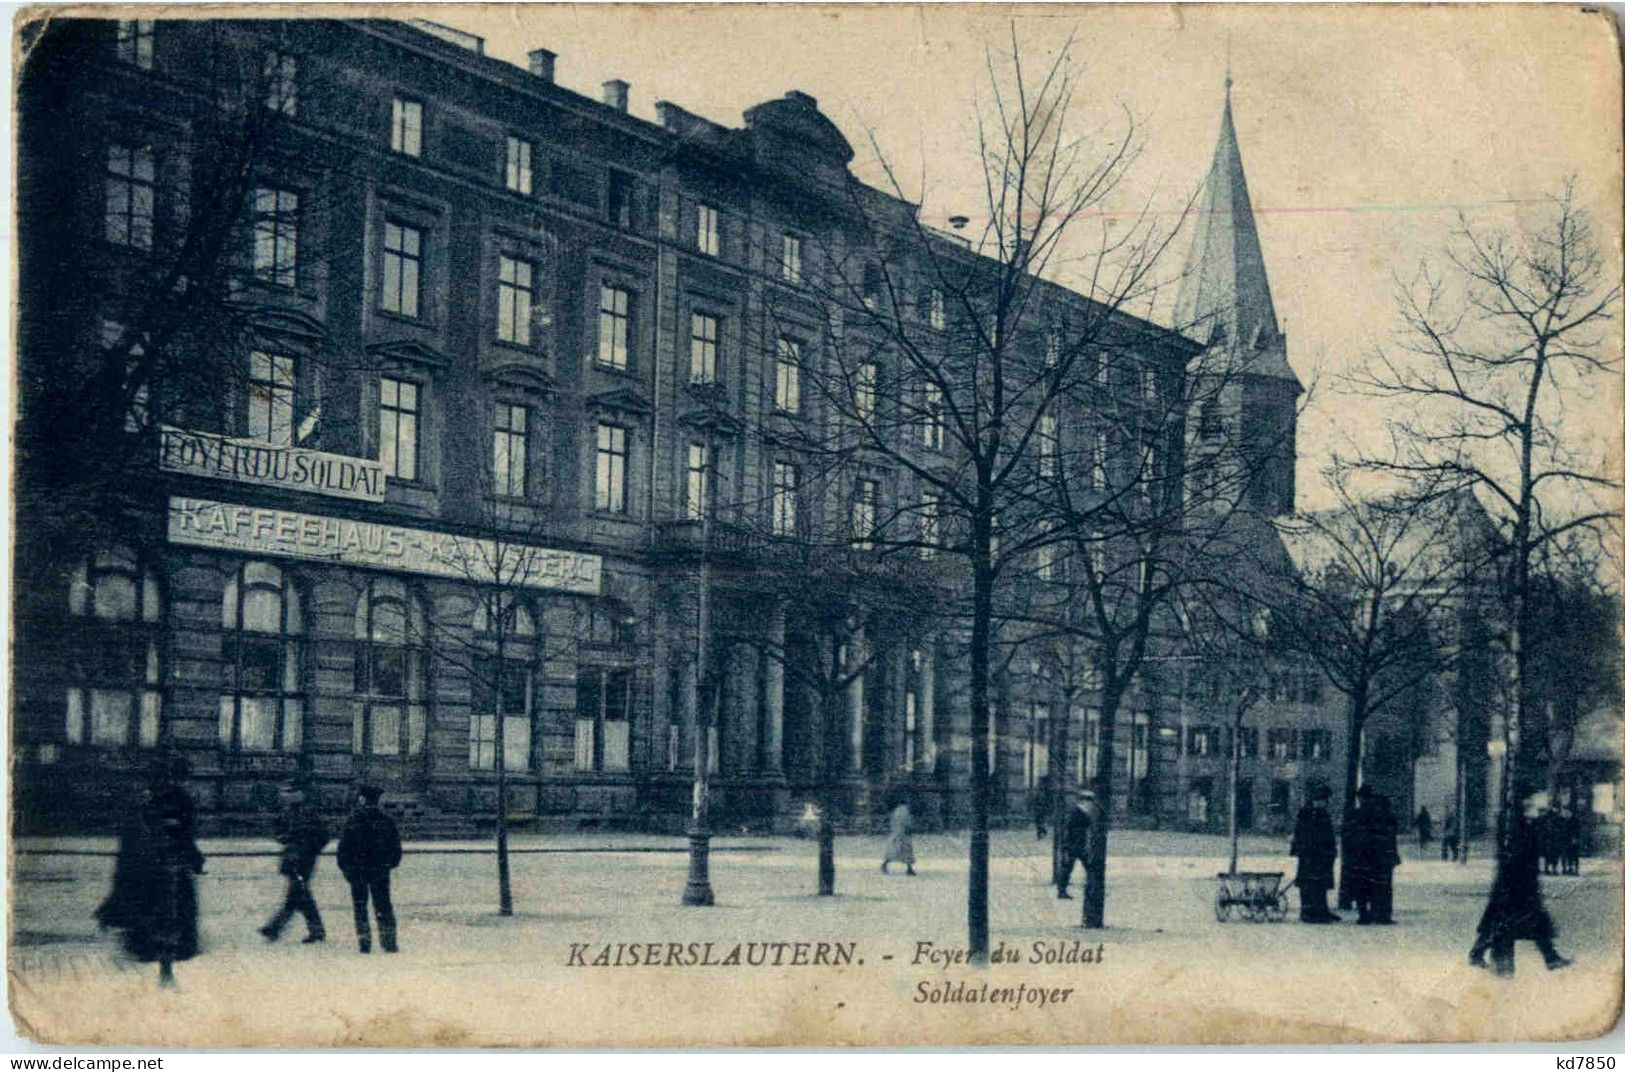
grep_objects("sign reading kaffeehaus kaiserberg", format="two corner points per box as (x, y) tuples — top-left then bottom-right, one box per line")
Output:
(167, 496), (603, 595)
(159, 426), (388, 503)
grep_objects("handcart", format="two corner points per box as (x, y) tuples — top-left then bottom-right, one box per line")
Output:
(1213, 871), (1292, 922)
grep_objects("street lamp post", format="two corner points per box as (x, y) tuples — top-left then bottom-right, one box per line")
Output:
(682, 432), (717, 906)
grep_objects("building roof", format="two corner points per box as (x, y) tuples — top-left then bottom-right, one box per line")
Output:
(1173, 81), (1300, 388)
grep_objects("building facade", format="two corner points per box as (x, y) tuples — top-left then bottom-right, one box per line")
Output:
(14, 17), (1343, 836)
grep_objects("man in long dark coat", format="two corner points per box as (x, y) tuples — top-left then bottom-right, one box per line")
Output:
(1290, 783), (1339, 923)
(97, 758), (205, 987)
(337, 784), (402, 954)
(260, 783), (329, 944)
(1470, 786), (1572, 976)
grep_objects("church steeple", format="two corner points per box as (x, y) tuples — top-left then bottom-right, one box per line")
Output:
(1173, 79), (1299, 389)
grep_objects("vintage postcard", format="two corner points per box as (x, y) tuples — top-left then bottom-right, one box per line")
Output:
(8, 2), (1623, 1048)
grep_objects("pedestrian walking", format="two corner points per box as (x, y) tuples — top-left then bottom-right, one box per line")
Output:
(881, 798), (915, 876)
(1056, 791), (1099, 900)
(95, 758), (205, 988)
(1290, 784), (1339, 923)
(260, 782), (329, 945)
(1415, 806), (1433, 855)
(1441, 811), (1460, 861)
(336, 785), (402, 954)
(1469, 786), (1572, 976)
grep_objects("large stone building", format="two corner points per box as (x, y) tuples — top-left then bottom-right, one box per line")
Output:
(13, 17), (1347, 836)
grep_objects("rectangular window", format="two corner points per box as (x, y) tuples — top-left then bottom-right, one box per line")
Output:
(469, 659), (530, 771)
(264, 50), (297, 115)
(852, 479), (879, 550)
(1038, 411), (1059, 477)
(929, 288), (946, 330)
(696, 203), (720, 256)
(607, 169), (635, 228)
(116, 19), (154, 69)
(855, 362), (878, 422)
(1143, 367), (1160, 406)
(576, 667), (632, 772)
(1094, 350), (1111, 389)
(919, 491), (940, 558)
(247, 352), (295, 445)
(1187, 725), (1218, 758)
(1302, 729), (1331, 761)
(774, 338), (801, 413)
(252, 187), (299, 287)
(1037, 521), (1058, 581)
(391, 96), (422, 157)
(1024, 703), (1051, 788)
(1045, 331), (1062, 370)
(597, 285), (632, 370)
(505, 135), (533, 195)
(780, 233), (802, 283)
(595, 423), (628, 513)
(1091, 430), (1108, 491)
(381, 220), (422, 318)
(1267, 728), (1298, 761)
(379, 377), (419, 481)
(922, 382), (946, 450)
(492, 403), (527, 498)
(497, 255), (533, 346)
(685, 442), (710, 522)
(689, 313), (719, 384)
(771, 462), (798, 537)
(104, 144), (155, 250)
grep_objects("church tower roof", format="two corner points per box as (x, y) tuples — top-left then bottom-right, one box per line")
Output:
(1174, 79), (1300, 389)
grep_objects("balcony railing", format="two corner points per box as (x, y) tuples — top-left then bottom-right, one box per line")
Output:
(652, 519), (954, 588)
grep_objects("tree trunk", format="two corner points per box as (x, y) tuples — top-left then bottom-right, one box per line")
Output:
(1335, 689), (1367, 909)
(495, 628), (513, 916)
(1050, 690), (1072, 887)
(1083, 680), (1123, 929)
(1227, 715), (1242, 875)
(966, 528), (993, 960)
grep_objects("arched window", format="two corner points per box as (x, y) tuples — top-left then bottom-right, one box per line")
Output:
(470, 595), (535, 772)
(64, 546), (163, 751)
(220, 561), (303, 752)
(354, 578), (428, 758)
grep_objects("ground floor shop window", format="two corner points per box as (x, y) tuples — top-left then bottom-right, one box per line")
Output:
(353, 578), (428, 758)
(219, 561), (303, 753)
(469, 597), (537, 772)
(63, 546), (164, 751)
(575, 667), (631, 772)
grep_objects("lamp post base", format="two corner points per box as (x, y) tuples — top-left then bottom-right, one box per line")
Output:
(682, 828), (715, 906)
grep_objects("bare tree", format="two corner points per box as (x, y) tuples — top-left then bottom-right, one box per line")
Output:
(1262, 467), (1488, 904)
(767, 31), (1194, 957)
(1351, 185), (1622, 846)
(427, 483), (605, 917)
(17, 20), (363, 562)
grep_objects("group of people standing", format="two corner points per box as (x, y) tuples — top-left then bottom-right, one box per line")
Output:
(1537, 807), (1586, 876)
(1290, 783), (1401, 925)
(1290, 780), (1573, 977)
(96, 764), (405, 988)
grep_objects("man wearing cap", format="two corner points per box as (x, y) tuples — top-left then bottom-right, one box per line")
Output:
(336, 784), (402, 954)
(1290, 784), (1339, 923)
(260, 781), (329, 945)
(1344, 784), (1401, 924)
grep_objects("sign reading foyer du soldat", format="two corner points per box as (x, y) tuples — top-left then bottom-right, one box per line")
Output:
(159, 426), (389, 503)
(167, 496), (603, 595)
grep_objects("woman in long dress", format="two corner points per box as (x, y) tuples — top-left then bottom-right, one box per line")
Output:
(97, 760), (205, 987)
(881, 800), (915, 876)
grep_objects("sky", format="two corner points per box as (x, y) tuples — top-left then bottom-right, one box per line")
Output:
(437, 4), (1624, 512)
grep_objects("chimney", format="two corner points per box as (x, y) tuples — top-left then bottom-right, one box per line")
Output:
(602, 79), (629, 112)
(527, 48), (556, 83)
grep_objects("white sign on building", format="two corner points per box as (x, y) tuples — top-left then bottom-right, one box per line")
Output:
(160, 426), (388, 503)
(167, 496), (603, 595)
